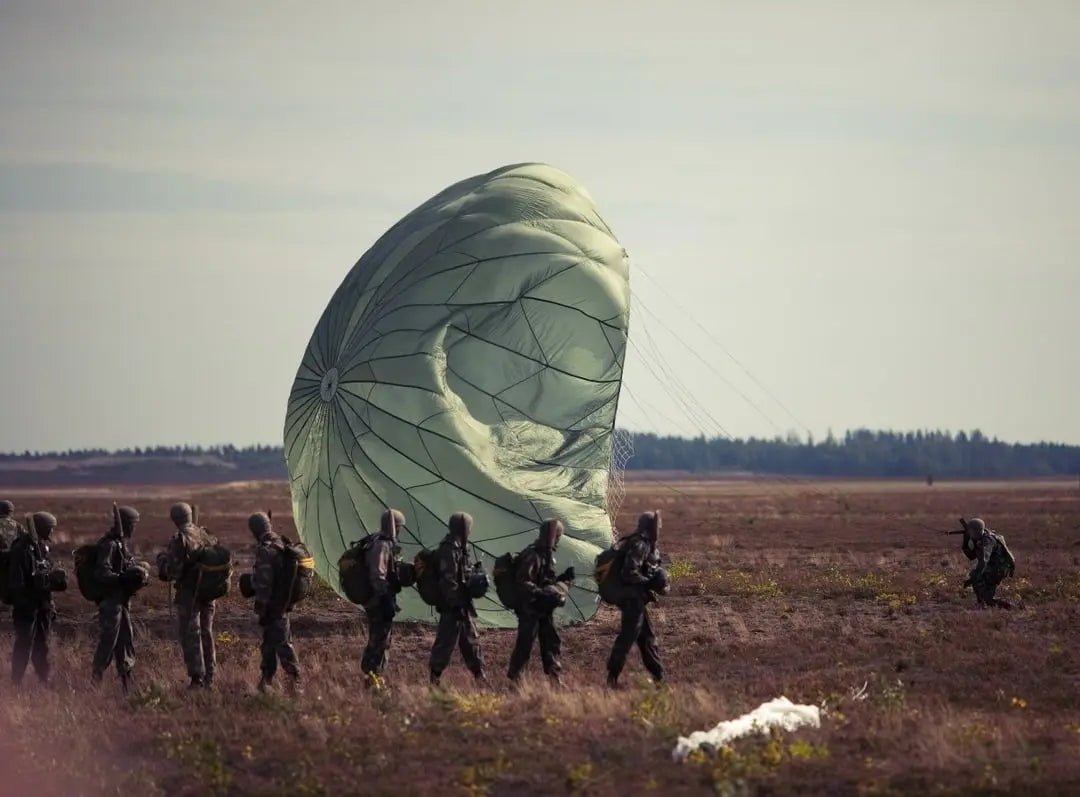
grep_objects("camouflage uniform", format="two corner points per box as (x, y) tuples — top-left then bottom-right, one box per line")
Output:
(160, 503), (217, 687)
(507, 519), (569, 682)
(607, 512), (665, 686)
(9, 512), (58, 684)
(249, 513), (300, 689)
(962, 518), (1015, 609)
(429, 513), (485, 684)
(0, 500), (20, 548)
(361, 509), (404, 678)
(91, 506), (140, 690)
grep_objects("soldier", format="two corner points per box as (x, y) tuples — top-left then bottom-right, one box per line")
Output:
(248, 512), (301, 693)
(606, 511), (667, 689)
(361, 508), (405, 686)
(961, 517), (1016, 609)
(429, 512), (487, 686)
(0, 500), (20, 547)
(158, 503), (217, 689)
(91, 505), (141, 693)
(8, 512), (58, 684)
(507, 519), (575, 685)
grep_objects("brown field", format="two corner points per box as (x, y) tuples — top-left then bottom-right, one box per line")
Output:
(1, 478), (1079, 796)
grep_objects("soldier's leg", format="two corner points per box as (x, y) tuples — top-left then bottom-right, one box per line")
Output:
(361, 608), (393, 675)
(11, 605), (34, 684)
(507, 612), (540, 680)
(177, 597), (204, 681)
(538, 613), (563, 676)
(200, 602), (216, 684)
(259, 618), (279, 681)
(636, 607), (664, 681)
(457, 613), (485, 677)
(429, 610), (459, 681)
(606, 600), (645, 681)
(31, 607), (52, 682)
(275, 615), (300, 679)
(92, 599), (123, 678)
(116, 603), (136, 680)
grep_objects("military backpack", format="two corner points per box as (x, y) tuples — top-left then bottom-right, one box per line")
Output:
(192, 542), (233, 602)
(492, 551), (521, 610)
(74, 543), (107, 603)
(338, 536), (376, 605)
(594, 535), (641, 606)
(0, 540), (12, 605)
(281, 538), (316, 608)
(413, 547), (441, 607)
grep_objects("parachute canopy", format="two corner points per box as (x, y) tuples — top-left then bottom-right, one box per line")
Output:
(284, 163), (630, 627)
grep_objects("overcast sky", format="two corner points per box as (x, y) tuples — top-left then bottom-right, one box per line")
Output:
(1, 0), (1078, 451)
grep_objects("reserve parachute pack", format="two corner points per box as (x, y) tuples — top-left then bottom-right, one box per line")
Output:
(338, 536), (376, 605)
(492, 551), (520, 610)
(192, 541), (233, 602)
(282, 538), (316, 607)
(413, 547), (441, 607)
(594, 537), (635, 606)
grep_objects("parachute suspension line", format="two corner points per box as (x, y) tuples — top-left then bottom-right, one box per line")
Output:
(605, 427), (634, 539)
(634, 262), (813, 438)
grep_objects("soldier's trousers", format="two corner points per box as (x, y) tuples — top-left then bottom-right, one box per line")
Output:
(607, 599), (664, 681)
(177, 595), (216, 681)
(260, 614), (300, 680)
(93, 597), (135, 678)
(361, 602), (395, 675)
(430, 608), (484, 677)
(12, 603), (52, 683)
(974, 578), (1012, 608)
(507, 610), (561, 679)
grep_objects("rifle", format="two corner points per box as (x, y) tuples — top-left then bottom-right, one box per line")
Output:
(941, 517), (969, 535)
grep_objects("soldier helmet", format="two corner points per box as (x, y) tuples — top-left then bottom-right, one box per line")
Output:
(449, 511), (473, 541)
(967, 518), (986, 534)
(32, 511), (58, 537)
(247, 512), (272, 537)
(117, 506), (140, 535)
(169, 502), (193, 526)
(0, 500), (13, 517)
(380, 508), (406, 539)
(538, 518), (564, 549)
(637, 510), (662, 541)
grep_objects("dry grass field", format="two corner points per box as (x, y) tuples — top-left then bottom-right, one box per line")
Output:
(0, 477), (1078, 796)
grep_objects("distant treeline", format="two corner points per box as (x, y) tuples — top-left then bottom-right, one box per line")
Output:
(1, 430), (1078, 484)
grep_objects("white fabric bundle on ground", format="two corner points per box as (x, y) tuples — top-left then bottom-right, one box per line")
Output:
(672, 697), (821, 761)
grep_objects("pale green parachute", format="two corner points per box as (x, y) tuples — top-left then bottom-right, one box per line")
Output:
(284, 163), (630, 627)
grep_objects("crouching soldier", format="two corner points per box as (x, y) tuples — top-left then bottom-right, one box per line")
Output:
(507, 519), (575, 686)
(9, 512), (63, 684)
(92, 505), (143, 693)
(429, 513), (487, 686)
(158, 503), (217, 689)
(248, 512), (301, 693)
(961, 517), (1016, 609)
(606, 511), (668, 689)
(361, 508), (405, 687)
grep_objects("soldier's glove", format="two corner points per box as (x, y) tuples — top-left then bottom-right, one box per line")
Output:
(647, 567), (671, 596)
(556, 566), (575, 583)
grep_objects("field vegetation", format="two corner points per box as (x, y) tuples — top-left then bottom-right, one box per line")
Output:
(0, 478), (1078, 795)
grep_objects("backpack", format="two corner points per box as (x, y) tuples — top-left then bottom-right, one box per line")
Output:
(192, 543), (233, 602)
(281, 539), (316, 608)
(413, 547), (441, 607)
(338, 536), (376, 605)
(595, 535), (645, 606)
(492, 551), (520, 610)
(0, 540), (12, 605)
(74, 543), (108, 603)
(987, 532), (1015, 581)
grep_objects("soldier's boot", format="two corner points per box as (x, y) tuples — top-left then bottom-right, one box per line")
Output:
(474, 671), (490, 688)
(548, 671), (564, 688)
(188, 676), (204, 690)
(203, 672), (215, 690)
(120, 671), (134, 695)
(257, 675), (273, 693)
(91, 669), (104, 688)
(429, 671), (442, 688)
(285, 674), (302, 697)
(606, 671), (622, 690)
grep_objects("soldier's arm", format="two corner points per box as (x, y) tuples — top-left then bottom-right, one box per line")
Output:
(620, 539), (651, 585)
(970, 539), (992, 581)
(438, 546), (463, 607)
(252, 545), (275, 610)
(368, 540), (391, 596)
(163, 533), (189, 581)
(94, 540), (122, 585)
(515, 550), (542, 599)
(961, 536), (977, 561)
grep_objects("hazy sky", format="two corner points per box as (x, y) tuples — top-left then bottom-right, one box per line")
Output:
(2, 0), (1078, 451)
